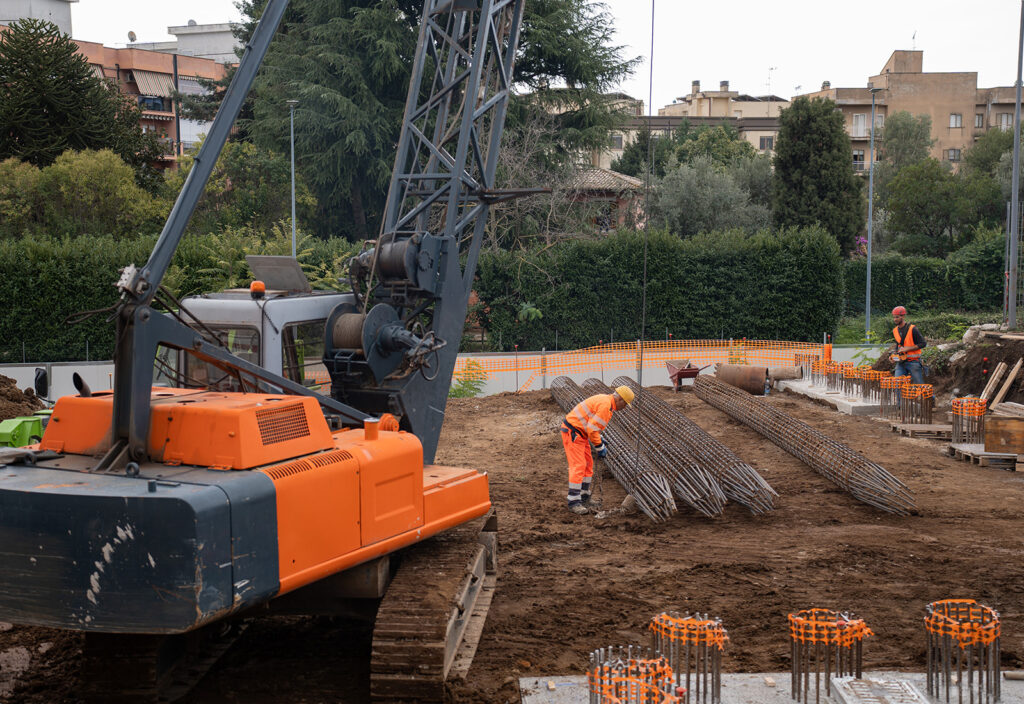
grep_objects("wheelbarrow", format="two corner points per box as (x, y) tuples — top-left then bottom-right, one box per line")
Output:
(666, 359), (710, 391)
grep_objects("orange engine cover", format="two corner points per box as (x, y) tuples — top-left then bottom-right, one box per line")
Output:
(41, 390), (335, 469)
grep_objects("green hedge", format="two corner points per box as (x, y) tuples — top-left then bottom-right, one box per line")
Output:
(844, 228), (1005, 314)
(475, 227), (845, 350)
(0, 233), (358, 363)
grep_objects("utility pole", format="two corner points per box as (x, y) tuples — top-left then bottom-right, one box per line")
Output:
(866, 85), (882, 340)
(1010, 1), (1024, 328)
(287, 99), (299, 258)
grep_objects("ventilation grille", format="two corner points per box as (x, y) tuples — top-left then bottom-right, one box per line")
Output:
(256, 404), (310, 445)
(261, 449), (355, 481)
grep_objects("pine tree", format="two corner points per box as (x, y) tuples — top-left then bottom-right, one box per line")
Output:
(772, 97), (864, 253)
(0, 19), (162, 188)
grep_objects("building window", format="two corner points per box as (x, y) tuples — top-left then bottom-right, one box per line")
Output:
(138, 96), (167, 112)
(759, 136), (774, 151)
(852, 150), (865, 171)
(949, 113), (962, 128)
(610, 134), (623, 150)
(1000, 113), (1013, 130)
(975, 114), (985, 129)
(875, 113), (885, 130)
(852, 113), (867, 138)
(947, 148), (961, 162)
(734, 110), (743, 118)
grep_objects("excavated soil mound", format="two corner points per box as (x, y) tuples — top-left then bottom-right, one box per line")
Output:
(874, 339), (1024, 403)
(0, 375), (42, 422)
(2, 387), (1023, 703)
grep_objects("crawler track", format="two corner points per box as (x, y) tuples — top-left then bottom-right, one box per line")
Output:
(370, 511), (497, 702)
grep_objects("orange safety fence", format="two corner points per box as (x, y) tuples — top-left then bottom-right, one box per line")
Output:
(788, 609), (874, 647)
(453, 340), (828, 393)
(649, 612), (729, 650)
(925, 599), (1000, 648)
(952, 397), (987, 417)
(588, 652), (679, 704)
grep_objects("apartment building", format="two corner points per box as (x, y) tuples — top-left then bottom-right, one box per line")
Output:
(73, 39), (228, 166)
(596, 81), (785, 170)
(130, 21), (240, 64)
(0, 0), (74, 35)
(800, 50), (1019, 171)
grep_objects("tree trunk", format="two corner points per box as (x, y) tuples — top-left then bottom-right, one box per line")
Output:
(351, 187), (367, 239)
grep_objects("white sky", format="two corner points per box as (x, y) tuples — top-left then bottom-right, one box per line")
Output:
(73, 0), (1024, 114)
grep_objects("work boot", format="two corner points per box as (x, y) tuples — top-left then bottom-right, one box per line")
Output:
(582, 495), (602, 510)
(567, 503), (590, 515)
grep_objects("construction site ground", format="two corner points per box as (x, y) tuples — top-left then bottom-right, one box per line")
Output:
(2, 385), (1023, 703)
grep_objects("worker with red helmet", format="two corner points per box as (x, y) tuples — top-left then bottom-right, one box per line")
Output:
(891, 305), (926, 384)
(561, 386), (634, 515)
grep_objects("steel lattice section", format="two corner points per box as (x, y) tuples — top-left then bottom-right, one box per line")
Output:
(614, 377), (776, 515)
(694, 375), (916, 515)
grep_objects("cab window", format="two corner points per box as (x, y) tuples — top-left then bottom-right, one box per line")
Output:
(183, 326), (261, 390)
(282, 321), (328, 389)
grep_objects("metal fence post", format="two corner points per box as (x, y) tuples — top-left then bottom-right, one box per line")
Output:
(636, 339), (642, 382)
(514, 344), (519, 391)
(541, 347), (547, 389)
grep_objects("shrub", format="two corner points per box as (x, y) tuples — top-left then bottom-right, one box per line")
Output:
(476, 226), (845, 350)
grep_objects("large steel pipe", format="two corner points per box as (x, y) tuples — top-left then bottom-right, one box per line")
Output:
(580, 379), (726, 517)
(614, 377), (777, 515)
(551, 377), (676, 522)
(694, 375), (916, 515)
(715, 364), (770, 395)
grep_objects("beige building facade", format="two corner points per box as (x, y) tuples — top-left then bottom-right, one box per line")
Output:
(800, 50), (1019, 172)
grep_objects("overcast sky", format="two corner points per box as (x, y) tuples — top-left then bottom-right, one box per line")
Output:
(73, 1), (1024, 114)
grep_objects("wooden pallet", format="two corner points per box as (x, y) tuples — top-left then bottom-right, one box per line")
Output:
(890, 423), (953, 440)
(946, 443), (1018, 470)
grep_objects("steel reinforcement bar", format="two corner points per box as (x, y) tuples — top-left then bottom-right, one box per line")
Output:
(551, 377), (676, 522)
(614, 377), (777, 515)
(580, 379), (726, 517)
(693, 375), (916, 515)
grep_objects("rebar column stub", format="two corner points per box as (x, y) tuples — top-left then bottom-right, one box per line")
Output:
(788, 608), (872, 704)
(925, 599), (1001, 703)
(650, 612), (727, 704)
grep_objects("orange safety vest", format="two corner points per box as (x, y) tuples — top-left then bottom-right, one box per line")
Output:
(564, 394), (615, 446)
(892, 324), (921, 360)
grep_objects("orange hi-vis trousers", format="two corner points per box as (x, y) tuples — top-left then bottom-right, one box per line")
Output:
(561, 422), (593, 506)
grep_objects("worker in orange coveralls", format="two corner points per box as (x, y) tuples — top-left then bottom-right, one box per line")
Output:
(560, 385), (634, 514)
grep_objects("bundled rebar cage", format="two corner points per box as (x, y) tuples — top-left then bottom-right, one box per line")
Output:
(952, 397), (987, 444)
(788, 609), (873, 703)
(880, 376), (909, 420)
(649, 612), (726, 704)
(925, 599), (1001, 703)
(810, 361), (826, 388)
(900, 383), (934, 424)
(588, 646), (679, 704)
(860, 370), (888, 404)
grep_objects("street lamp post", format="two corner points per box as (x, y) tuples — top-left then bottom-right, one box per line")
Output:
(1010, 1), (1024, 329)
(865, 86), (882, 340)
(286, 99), (299, 258)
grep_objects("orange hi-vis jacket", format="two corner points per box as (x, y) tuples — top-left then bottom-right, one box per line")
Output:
(892, 324), (922, 360)
(564, 394), (615, 446)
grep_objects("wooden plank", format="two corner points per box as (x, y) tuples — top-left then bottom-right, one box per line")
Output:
(991, 357), (1023, 406)
(984, 415), (1024, 454)
(981, 362), (1008, 401)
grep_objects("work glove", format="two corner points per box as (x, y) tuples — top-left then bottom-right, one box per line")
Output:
(593, 442), (608, 458)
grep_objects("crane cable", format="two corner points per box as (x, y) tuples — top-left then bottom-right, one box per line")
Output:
(597, 0), (656, 512)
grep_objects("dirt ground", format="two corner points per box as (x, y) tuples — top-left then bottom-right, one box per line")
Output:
(2, 385), (1023, 703)
(0, 374), (42, 421)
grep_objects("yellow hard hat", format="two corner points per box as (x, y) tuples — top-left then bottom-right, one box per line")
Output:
(615, 385), (635, 405)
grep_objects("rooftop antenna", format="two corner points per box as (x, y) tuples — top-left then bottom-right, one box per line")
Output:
(912, 30), (916, 50)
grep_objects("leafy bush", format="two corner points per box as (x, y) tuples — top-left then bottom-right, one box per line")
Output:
(449, 360), (487, 398)
(476, 226), (845, 350)
(0, 230), (360, 362)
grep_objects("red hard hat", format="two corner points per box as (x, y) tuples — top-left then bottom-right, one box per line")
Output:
(891, 306), (907, 316)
